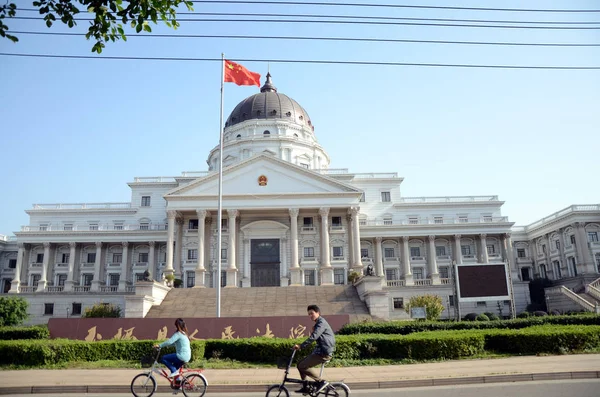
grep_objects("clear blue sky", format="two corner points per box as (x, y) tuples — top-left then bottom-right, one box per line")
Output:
(1, 0), (599, 236)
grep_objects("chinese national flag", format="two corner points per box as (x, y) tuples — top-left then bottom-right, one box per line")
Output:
(224, 60), (261, 87)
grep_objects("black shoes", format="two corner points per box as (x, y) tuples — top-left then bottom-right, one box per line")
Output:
(315, 380), (329, 393)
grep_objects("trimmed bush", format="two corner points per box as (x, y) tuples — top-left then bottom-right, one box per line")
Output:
(476, 314), (490, 321)
(83, 303), (122, 318)
(0, 326), (49, 340)
(484, 312), (500, 321)
(533, 311), (548, 317)
(463, 313), (478, 322)
(0, 297), (29, 326)
(517, 312), (530, 318)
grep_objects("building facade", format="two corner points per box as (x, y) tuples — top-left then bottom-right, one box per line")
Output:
(1, 75), (598, 323)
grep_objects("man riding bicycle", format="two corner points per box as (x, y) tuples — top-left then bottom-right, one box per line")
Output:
(293, 305), (335, 395)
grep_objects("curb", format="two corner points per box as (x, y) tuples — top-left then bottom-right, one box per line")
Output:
(1, 371), (599, 394)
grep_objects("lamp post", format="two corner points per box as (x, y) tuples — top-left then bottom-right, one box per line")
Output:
(545, 295), (550, 314)
(66, 307), (70, 318)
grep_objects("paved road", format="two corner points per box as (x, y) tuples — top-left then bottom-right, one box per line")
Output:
(6, 379), (600, 397)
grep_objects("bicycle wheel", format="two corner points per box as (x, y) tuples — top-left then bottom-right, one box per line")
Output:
(182, 373), (208, 397)
(131, 373), (157, 397)
(265, 384), (290, 397)
(325, 382), (349, 397)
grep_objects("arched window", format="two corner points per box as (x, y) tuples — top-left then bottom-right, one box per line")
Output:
(263, 130), (270, 137)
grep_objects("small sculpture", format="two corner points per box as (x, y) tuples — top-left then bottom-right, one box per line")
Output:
(142, 270), (152, 282)
(366, 263), (375, 276)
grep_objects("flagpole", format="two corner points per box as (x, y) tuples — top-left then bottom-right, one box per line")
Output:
(216, 53), (225, 318)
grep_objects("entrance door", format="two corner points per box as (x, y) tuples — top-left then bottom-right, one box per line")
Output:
(251, 239), (280, 287)
(2, 279), (12, 293)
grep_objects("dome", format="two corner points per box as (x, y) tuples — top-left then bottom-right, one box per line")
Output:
(225, 73), (313, 130)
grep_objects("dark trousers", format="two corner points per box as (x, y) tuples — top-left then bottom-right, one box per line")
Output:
(160, 353), (184, 374)
(297, 353), (331, 382)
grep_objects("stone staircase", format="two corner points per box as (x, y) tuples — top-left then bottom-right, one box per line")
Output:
(145, 286), (371, 322)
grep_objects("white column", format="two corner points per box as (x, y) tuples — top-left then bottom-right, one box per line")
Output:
(64, 242), (77, 292)
(281, 238), (289, 286)
(226, 209), (238, 287)
(119, 242), (129, 291)
(454, 234), (463, 264)
(9, 243), (25, 293)
(480, 234), (489, 263)
(91, 242), (103, 291)
(428, 235), (440, 284)
(289, 208), (302, 286)
(319, 207), (334, 285)
(242, 238), (251, 287)
(165, 210), (176, 275)
(346, 213), (354, 267)
(148, 241), (156, 279)
(175, 218), (184, 275)
(402, 236), (413, 285)
(37, 242), (51, 292)
(557, 229), (567, 277)
(375, 237), (384, 277)
(194, 210), (207, 287)
(576, 222), (594, 273)
(349, 207), (363, 271)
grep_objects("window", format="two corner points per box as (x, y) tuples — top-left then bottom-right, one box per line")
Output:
(381, 192), (391, 202)
(188, 219), (199, 230)
(504, 300), (511, 306)
(393, 298), (404, 309)
(359, 192), (365, 202)
(361, 248), (369, 258)
(263, 130), (270, 136)
(458, 215), (468, 223)
(410, 247), (420, 257)
(114, 223), (124, 230)
(570, 235), (576, 245)
(408, 217), (418, 225)
(140, 223), (149, 230)
(334, 269), (345, 285)
(304, 247), (315, 258)
(569, 257), (578, 276)
(588, 232), (599, 242)
(83, 274), (93, 286)
(8, 259), (16, 269)
(553, 260), (562, 279)
(221, 218), (228, 230)
(385, 268), (397, 280)
(186, 271), (195, 288)
(305, 270), (316, 286)
(517, 248), (526, 258)
(31, 274), (41, 287)
(303, 217), (313, 227)
(221, 271), (227, 287)
(461, 245), (471, 255)
(436, 246), (446, 257)
(539, 264), (547, 278)
(439, 267), (449, 279)
(63, 224), (73, 231)
(483, 215), (493, 222)
(413, 268), (423, 279)
(359, 218), (367, 226)
(44, 303), (54, 315)
(383, 217), (393, 225)
(87, 253), (96, 263)
(521, 268), (531, 281)
(72, 303), (82, 316)
(188, 249), (198, 260)
(36, 253), (44, 263)
(449, 295), (455, 307)
(39, 224), (48, 231)
(221, 249), (227, 260)
(331, 216), (342, 227)
(384, 248), (395, 258)
(135, 273), (145, 282)
(112, 253), (122, 263)
(57, 274), (67, 286)
(89, 223), (98, 231)
(300, 163), (310, 169)
(139, 253), (148, 263)
(61, 253), (70, 264)
(109, 274), (120, 286)
(487, 245), (495, 254)
(541, 244), (546, 254)
(141, 196), (151, 207)
(477, 301), (487, 307)
(333, 247), (343, 259)
(555, 240), (560, 250)
(434, 216), (443, 224)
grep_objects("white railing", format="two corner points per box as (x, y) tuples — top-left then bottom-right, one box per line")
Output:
(330, 226), (345, 232)
(300, 257), (317, 263)
(463, 255), (476, 259)
(81, 263), (95, 267)
(180, 171), (210, 178)
(440, 278), (452, 285)
(31, 263), (43, 267)
(384, 257), (400, 262)
(46, 286), (64, 292)
(73, 286), (90, 292)
(352, 172), (398, 179)
(314, 168), (349, 175)
(437, 255), (451, 260)
(55, 263), (68, 267)
(125, 286), (136, 293)
(108, 263), (121, 267)
(590, 277), (600, 289)
(100, 286), (118, 292)
(386, 280), (406, 287)
(20, 286), (36, 293)
(332, 256), (345, 261)
(359, 216), (509, 227)
(31, 202), (131, 210)
(133, 262), (148, 267)
(301, 226), (316, 232)
(399, 195), (498, 203)
(585, 284), (600, 302)
(414, 279), (432, 286)
(21, 224), (167, 232)
(132, 177), (178, 183)
(514, 204), (600, 232)
(547, 286), (594, 311)
(361, 257), (373, 263)
(411, 256), (425, 261)
(0, 234), (16, 242)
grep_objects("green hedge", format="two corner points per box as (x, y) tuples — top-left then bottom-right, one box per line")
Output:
(0, 326), (49, 340)
(337, 314), (600, 335)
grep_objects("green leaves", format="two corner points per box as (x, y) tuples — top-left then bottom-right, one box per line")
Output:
(0, 297), (29, 327)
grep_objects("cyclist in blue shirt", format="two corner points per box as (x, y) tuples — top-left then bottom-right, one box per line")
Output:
(154, 318), (191, 378)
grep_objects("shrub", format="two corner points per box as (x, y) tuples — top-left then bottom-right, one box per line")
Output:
(463, 313), (478, 321)
(82, 303), (122, 318)
(347, 271), (360, 284)
(0, 297), (29, 326)
(517, 312), (530, 318)
(405, 295), (444, 321)
(533, 311), (548, 317)
(484, 312), (500, 321)
(476, 314), (490, 321)
(0, 326), (49, 340)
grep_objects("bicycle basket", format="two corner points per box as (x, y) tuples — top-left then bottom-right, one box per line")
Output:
(140, 355), (155, 368)
(276, 356), (290, 369)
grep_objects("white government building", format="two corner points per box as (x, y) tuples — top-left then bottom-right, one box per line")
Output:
(1, 75), (599, 324)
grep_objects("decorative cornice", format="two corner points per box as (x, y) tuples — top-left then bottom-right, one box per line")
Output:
(227, 209), (239, 218)
(196, 209), (207, 219)
(319, 207), (330, 217)
(289, 208), (300, 217)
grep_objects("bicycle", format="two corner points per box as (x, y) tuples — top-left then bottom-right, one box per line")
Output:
(265, 349), (350, 397)
(131, 347), (208, 397)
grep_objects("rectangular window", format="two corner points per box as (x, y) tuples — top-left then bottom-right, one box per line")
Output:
(44, 303), (54, 316)
(141, 196), (151, 207)
(439, 267), (449, 279)
(8, 259), (17, 269)
(63, 224), (73, 231)
(381, 191), (391, 202)
(461, 245), (471, 255)
(303, 247), (315, 258)
(188, 219), (199, 230)
(436, 246), (446, 256)
(517, 248), (526, 258)
(553, 260), (562, 278)
(303, 217), (313, 226)
(487, 245), (495, 254)
(83, 274), (93, 286)
(334, 269), (345, 285)
(112, 253), (122, 263)
(458, 216), (468, 223)
(304, 270), (316, 286)
(114, 223), (124, 231)
(483, 215), (493, 222)
(31, 274), (41, 287)
(57, 274), (67, 286)
(408, 217), (418, 225)
(221, 271), (227, 288)
(410, 247), (420, 257)
(39, 224), (48, 231)
(449, 295), (455, 307)
(384, 248), (395, 258)
(61, 253), (70, 264)
(385, 268), (396, 280)
(140, 223), (149, 230)
(359, 218), (367, 226)
(221, 218), (228, 230)
(393, 297), (404, 309)
(541, 244), (546, 254)
(221, 249), (227, 260)
(359, 192), (365, 202)
(188, 249), (198, 260)
(555, 240), (560, 250)
(434, 216), (443, 224)
(135, 273), (145, 282)
(383, 218), (393, 225)
(413, 268), (423, 279)
(361, 248), (369, 258)
(36, 253), (44, 263)
(477, 301), (487, 307)
(333, 247), (343, 258)
(109, 274), (120, 286)
(186, 271), (195, 288)
(72, 303), (82, 316)
(331, 216), (342, 226)
(300, 163), (309, 169)
(89, 223), (98, 231)
(87, 253), (96, 263)
(588, 232), (599, 242)
(570, 235), (576, 245)
(139, 253), (149, 263)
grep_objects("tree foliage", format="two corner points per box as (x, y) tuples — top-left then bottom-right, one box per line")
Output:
(405, 294), (445, 321)
(0, 296), (29, 327)
(0, 0), (194, 53)
(82, 303), (122, 318)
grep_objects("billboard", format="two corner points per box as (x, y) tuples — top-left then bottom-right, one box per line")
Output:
(455, 263), (510, 302)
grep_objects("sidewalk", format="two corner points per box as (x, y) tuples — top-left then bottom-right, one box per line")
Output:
(1, 354), (599, 394)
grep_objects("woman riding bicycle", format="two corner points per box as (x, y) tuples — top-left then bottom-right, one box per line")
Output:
(154, 318), (191, 378)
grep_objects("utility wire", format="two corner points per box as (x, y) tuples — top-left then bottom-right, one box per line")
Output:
(10, 30), (600, 47)
(189, 1), (600, 13)
(12, 16), (600, 29)
(1, 53), (599, 69)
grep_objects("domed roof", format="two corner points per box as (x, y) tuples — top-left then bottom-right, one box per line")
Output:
(225, 73), (313, 130)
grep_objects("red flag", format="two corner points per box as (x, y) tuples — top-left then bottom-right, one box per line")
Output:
(224, 60), (261, 87)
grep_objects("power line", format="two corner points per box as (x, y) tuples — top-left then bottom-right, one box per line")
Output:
(15, 9), (600, 24)
(10, 30), (600, 47)
(12, 16), (600, 29)
(1, 53), (599, 69)
(189, 1), (600, 13)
